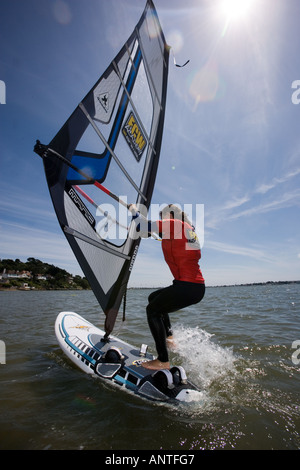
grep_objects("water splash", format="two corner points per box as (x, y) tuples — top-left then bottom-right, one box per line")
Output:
(171, 325), (237, 390)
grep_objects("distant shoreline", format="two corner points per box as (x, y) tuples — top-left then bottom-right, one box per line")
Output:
(1, 279), (299, 292)
(0, 286), (89, 292)
(130, 280), (300, 289)
(208, 280), (300, 288)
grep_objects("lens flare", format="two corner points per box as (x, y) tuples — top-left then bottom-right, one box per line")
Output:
(189, 60), (219, 106)
(53, 0), (72, 25)
(73, 394), (96, 409)
(145, 11), (160, 39)
(167, 30), (184, 55)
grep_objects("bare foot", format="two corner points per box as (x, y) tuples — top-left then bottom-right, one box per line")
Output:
(166, 336), (176, 349)
(142, 359), (170, 370)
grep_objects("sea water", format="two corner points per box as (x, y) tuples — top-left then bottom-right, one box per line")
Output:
(0, 284), (299, 450)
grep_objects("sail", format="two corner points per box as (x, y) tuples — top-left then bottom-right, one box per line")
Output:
(34, 0), (169, 336)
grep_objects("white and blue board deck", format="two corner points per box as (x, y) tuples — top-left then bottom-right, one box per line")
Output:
(55, 311), (201, 403)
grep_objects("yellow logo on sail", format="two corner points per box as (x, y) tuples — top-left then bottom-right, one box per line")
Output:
(122, 111), (146, 161)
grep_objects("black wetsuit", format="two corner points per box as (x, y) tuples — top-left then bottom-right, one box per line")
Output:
(146, 281), (205, 362)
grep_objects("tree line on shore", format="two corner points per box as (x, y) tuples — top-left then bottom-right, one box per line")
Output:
(0, 257), (90, 290)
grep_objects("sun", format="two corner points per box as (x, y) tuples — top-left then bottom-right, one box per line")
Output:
(221, 0), (254, 21)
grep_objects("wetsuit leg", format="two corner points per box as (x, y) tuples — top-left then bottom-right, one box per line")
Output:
(162, 314), (173, 337)
(147, 311), (169, 362)
(146, 286), (175, 362)
(146, 282), (205, 362)
(147, 289), (173, 336)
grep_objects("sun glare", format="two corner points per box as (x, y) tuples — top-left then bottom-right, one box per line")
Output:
(222, 0), (254, 21)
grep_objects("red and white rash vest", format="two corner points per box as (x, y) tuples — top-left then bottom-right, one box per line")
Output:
(133, 213), (204, 283)
(155, 219), (204, 284)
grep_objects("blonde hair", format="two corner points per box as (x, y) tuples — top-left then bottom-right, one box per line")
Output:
(160, 204), (192, 225)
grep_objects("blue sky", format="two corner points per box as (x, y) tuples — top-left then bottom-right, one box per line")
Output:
(1, 0), (300, 287)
